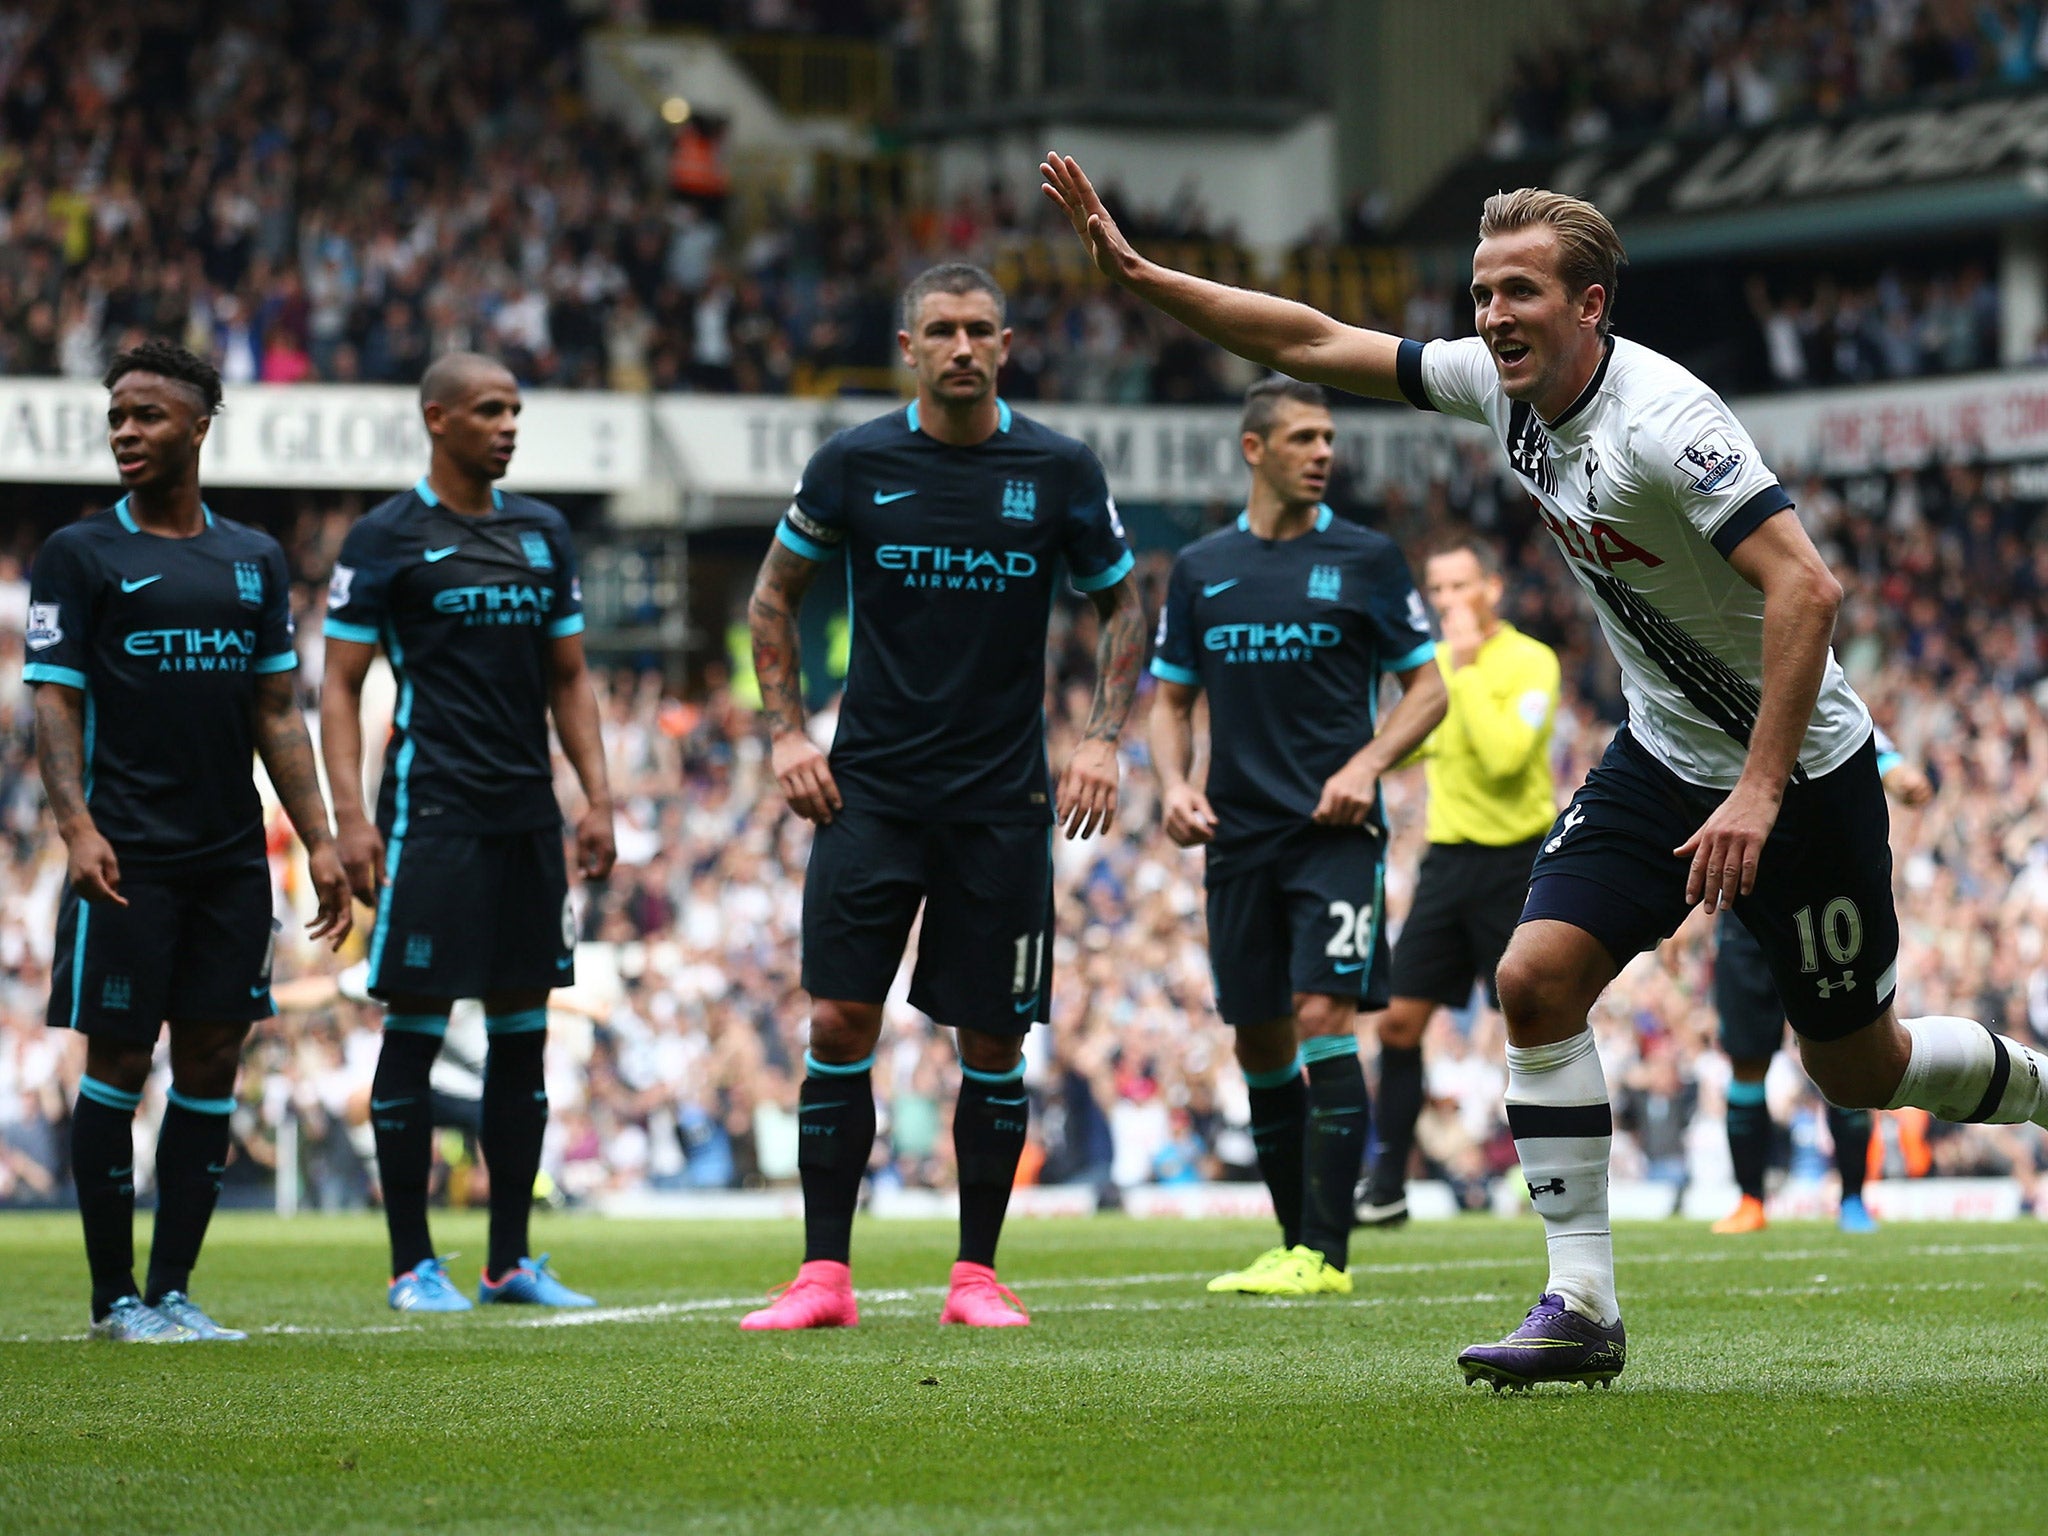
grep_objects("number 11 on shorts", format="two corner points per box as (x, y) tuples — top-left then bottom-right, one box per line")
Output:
(1012, 930), (1046, 999)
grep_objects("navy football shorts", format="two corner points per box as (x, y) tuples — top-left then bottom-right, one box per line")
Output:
(1205, 826), (1391, 1027)
(1522, 728), (1897, 1043)
(801, 806), (1053, 1035)
(1714, 911), (1789, 1063)
(49, 858), (277, 1043)
(1388, 836), (1541, 1009)
(367, 827), (573, 1001)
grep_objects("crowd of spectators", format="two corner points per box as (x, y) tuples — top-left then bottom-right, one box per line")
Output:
(5, 441), (2048, 1215)
(1744, 263), (2003, 390)
(0, 0), (1284, 405)
(1489, 0), (2048, 155)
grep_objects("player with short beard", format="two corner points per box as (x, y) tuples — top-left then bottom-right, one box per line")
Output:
(741, 263), (1145, 1330)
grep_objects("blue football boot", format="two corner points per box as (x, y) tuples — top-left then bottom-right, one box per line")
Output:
(389, 1256), (474, 1312)
(1458, 1293), (1626, 1391)
(477, 1254), (596, 1308)
(1839, 1193), (1881, 1234)
(151, 1292), (248, 1340)
(90, 1296), (194, 1343)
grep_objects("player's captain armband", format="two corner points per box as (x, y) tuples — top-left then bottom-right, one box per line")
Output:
(1673, 426), (1746, 495)
(25, 603), (61, 650)
(327, 565), (356, 609)
(786, 506), (843, 549)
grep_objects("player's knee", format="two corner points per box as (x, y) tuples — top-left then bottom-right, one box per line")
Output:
(1293, 993), (1355, 1039)
(84, 1040), (152, 1096)
(957, 1028), (1023, 1075)
(172, 1030), (247, 1099)
(1376, 998), (1430, 1050)
(1494, 950), (1574, 1036)
(809, 998), (882, 1064)
(1233, 1018), (1298, 1077)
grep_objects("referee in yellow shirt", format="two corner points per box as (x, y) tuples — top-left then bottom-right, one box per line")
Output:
(1357, 535), (1561, 1226)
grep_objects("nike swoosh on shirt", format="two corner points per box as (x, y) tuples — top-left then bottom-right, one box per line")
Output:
(369, 1097), (414, 1112)
(1332, 961), (1367, 974)
(120, 575), (162, 593)
(873, 489), (917, 504)
(1014, 994), (1041, 1013)
(423, 546), (460, 562)
(1202, 579), (1239, 597)
(249, 984), (269, 998)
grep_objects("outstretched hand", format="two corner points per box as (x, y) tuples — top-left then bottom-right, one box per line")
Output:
(1040, 154), (1141, 283)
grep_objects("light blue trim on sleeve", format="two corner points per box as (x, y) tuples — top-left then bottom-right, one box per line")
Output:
(1876, 750), (1903, 777)
(322, 619), (380, 645)
(23, 663), (87, 688)
(776, 522), (833, 563)
(545, 614), (586, 639)
(1389, 639), (1438, 674)
(1070, 549), (1134, 593)
(254, 652), (298, 674)
(1149, 658), (1199, 687)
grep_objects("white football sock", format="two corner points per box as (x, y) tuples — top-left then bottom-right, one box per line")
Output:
(1889, 1016), (2048, 1128)
(1506, 1029), (1618, 1326)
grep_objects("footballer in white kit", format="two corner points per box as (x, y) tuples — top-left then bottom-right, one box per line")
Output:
(1041, 152), (2048, 1390)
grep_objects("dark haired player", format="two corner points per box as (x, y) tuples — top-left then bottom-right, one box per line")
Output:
(743, 263), (1145, 1330)
(27, 339), (351, 1342)
(1044, 154), (2048, 1391)
(1712, 730), (1932, 1236)
(1151, 377), (1444, 1297)
(322, 352), (616, 1312)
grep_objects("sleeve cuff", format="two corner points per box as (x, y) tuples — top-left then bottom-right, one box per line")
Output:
(1395, 338), (1436, 413)
(1070, 549), (1135, 593)
(21, 663), (86, 688)
(1876, 750), (1904, 777)
(776, 522), (833, 562)
(322, 619), (380, 645)
(1389, 639), (1439, 674)
(1149, 658), (1200, 687)
(546, 614), (587, 639)
(254, 652), (299, 674)
(1709, 484), (1794, 559)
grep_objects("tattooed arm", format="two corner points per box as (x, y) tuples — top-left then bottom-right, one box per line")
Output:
(748, 537), (841, 824)
(252, 672), (351, 946)
(34, 682), (124, 906)
(1057, 574), (1146, 840)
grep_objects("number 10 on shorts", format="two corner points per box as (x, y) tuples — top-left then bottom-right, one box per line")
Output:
(1012, 930), (1046, 999)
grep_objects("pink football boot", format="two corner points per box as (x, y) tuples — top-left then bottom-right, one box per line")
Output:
(937, 1261), (1031, 1327)
(739, 1260), (859, 1331)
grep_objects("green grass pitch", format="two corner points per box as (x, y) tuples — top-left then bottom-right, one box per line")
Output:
(3, 1213), (2046, 1533)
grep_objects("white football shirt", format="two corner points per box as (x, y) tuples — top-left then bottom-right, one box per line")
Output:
(1399, 333), (1871, 790)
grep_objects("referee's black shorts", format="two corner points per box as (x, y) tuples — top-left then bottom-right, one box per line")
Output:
(1388, 836), (1542, 1009)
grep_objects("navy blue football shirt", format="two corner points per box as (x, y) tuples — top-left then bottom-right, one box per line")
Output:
(23, 499), (298, 872)
(1150, 506), (1436, 876)
(323, 478), (583, 837)
(777, 400), (1133, 822)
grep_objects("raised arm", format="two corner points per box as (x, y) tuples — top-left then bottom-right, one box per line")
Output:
(252, 671), (351, 947)
(548, 630), (617, 883)
(1041, 154), (1405, 399)
(34, 682), (124, 907)
(319, 636), (385, 906)
(748, 537), (841, 824)
(1058, 576), (1146, 840)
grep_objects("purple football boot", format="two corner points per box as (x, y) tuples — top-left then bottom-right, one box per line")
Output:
(1458, 1293), (1626, 1391)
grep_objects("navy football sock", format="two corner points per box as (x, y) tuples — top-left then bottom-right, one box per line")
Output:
(145, 1089), (235, 1303)
(1244, 1056), (1307, 1250)
(954, 1064), (1029, 1268)
(481, 1016), (549, 1280)
(72, 1078), (141, 1321)
(1725, 1079), (1771, 1202)
(799, 1054), (876, 1265)
(1368, 1044), (1424, 1202)
(1828, 1105), (1872, 1200)
(1302, 1036), (1369, 1270)
(371, 1020), (446, 1277)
